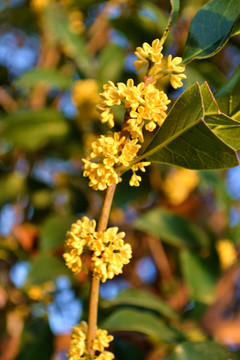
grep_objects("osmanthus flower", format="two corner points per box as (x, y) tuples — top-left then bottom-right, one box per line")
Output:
(72, 79), (99, 111)
(133, 39), (163, 71)
(63, 217), (96, 274)
(166, 55), (187, 89)
(67, 321), (114, 360)
(98, 79), (170, 142)
(88, 227), (132, 282)
(82, 132), (150, 190)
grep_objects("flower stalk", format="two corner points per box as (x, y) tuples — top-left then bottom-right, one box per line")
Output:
(87, 183), (117, 355)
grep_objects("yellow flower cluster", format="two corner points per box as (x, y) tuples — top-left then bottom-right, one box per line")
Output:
(27, 281), (55, 302)
(72, 79), (99, 110)
(68, 9), (84, 34)
(82, 132), (150, 190)
(63, 217), (132, 281)
(89, 227), (132, 282)
(67, 321), (114, 360)
(134, 39), (187, 89)
(63, 217), (96, 274)
(98, 79), (170, 141)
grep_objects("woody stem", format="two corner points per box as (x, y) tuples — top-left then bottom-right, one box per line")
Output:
(87, 183), (117, 355)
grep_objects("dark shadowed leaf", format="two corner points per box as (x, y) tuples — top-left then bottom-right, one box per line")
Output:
(180, 250), (217, 304)
(16, 318), (53, 360)
(164, 341), (239, 360)
(40, 214), (76, 250)
(101, 308), (180, 343)
(24, 254), (73, 286)
(102, 288), (178, 319)
(183, 0), (240, 63)
(132, 208), (208, 249)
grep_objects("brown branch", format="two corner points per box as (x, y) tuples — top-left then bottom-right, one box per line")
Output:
(146, 235), (173, 282)
(87, 183), (117, 356)
(0, 88), (17, 112)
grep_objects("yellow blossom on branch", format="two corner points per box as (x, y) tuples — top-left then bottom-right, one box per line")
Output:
(133, 39), (163, 71)
(98, 79), (170, 142)
(63, 217), (96, 274)
(82, 132), (150, 190)
(88, 227), (132, 282)
(67, 321), (114, 360)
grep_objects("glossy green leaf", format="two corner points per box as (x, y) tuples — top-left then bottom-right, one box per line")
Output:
(164, 341), (238, 360)
(1, 109), (69, 150)
(24, 254), (72, 286)
(200, 82), (240, 150)
(97, 43), (126, 86)
(214, 65), (240, 120)
(132, 208), (208, 249)
(15, 68), (72, 90)
(40, 214), (76, 250)
(142, 83), (239, 170)
(0, 172), (25, 205)
(180, 250), (217, 304)
(45, 5), (91, 74)
(102, 288), (178, 319)
(101, 308), (180, 343)
(183, 0), (240, 63)
(16, 318), (53, 360)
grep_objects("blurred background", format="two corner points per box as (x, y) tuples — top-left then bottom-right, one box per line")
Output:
(0, 0), (240, 359)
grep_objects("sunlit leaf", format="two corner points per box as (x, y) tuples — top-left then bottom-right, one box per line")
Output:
(214, 65), (240, 120)
(45, 5), (91, 75)
(183, 0), (240, 63)
(97, 43), (126, 86)
(101, 308), (181, 343)
(1, 109), (69, 150)
(164, 341), (239, 360)
(102, 288), (178, 319)
(15, 68), (72, 90)
(142, 83), (239, 170)
(0, 172), (25, 205)
(132, 208), (208, 249)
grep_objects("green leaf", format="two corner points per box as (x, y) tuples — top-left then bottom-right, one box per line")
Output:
(214, 64), (240, 120)
(0, 172), (25, 205)
(24, 254), (72, 286)
(102, 288), (178, 319)
(45, 5), (91, 75)
(164, 341), (239, 360)
(0, 109), (69, 150)
(97, 43), (126, 86)
(170, 0), (180, 26)
(15, 68), (72, 90)
(180, 250), (217, 304)
(16, 318), (53, 360)
(40, 214), (76, 250)
(200, 82), (240, 150)
(101, 308), (180, 343)
(132, 208), (208, 249)
(183, 0), (240, 63)
(141, 83), (239, 170)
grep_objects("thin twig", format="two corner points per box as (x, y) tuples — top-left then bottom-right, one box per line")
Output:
(87, 183), (117, 355)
